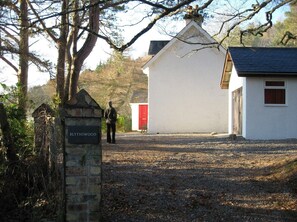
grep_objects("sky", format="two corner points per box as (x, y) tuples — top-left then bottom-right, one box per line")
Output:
(85, 22), (173, 68)
(0, 17), (175, 88)
(0, 1), (290, 89)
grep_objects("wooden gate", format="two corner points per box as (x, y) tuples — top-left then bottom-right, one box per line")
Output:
(232, 87), (242, 135)
(139, 104), (148, 130)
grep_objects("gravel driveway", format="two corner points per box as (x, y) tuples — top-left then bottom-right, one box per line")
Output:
(102, 133), (297, 222)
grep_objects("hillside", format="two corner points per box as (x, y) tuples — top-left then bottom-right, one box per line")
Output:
(79, 55), (149, 116)
(28, 55), (149, 117)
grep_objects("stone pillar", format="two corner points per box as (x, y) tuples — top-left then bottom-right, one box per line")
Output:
(32, 103), (54, 161)
(62, 89), (103, 222)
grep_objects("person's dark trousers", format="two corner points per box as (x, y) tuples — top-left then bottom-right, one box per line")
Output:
(107, 123), (116, 143)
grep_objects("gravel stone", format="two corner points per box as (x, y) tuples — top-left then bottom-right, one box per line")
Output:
(102, 133), (297, 222)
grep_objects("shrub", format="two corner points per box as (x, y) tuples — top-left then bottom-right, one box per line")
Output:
(0, 84), (57, 221)
(102, 115), (132, 133)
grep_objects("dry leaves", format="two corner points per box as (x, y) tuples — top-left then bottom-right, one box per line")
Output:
(102, 133), (297, 221)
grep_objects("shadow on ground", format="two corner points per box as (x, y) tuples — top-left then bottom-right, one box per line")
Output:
(102, 133), (297, 222)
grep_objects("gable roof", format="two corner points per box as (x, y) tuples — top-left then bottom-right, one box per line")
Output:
(143, 20), (225, 71)
(230, 47), (297, 76)
(221, 47), (297, 89)
(130, 89), (148, 103)
(64, 89), (101, 109)
(148, 41), (170, 55)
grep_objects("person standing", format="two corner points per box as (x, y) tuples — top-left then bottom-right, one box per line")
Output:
(104, 101), (117, 144)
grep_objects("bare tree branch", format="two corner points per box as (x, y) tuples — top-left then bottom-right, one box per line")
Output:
(0, 55), (18, 73)
(28, 0), (59, 42)
(280, 31), (297, 45)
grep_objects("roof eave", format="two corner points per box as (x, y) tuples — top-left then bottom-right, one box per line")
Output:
(220, 51), (232, 89)
(237, 72), (297, 77)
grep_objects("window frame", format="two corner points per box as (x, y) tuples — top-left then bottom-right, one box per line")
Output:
(264, 80), (287, 106)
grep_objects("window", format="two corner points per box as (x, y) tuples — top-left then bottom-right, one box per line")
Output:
(264, 81), (286, 105)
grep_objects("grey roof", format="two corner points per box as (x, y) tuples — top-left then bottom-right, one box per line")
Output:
(148, 40), (170, 55)
(130, 90), (148, 103)
(228, 47), (297, 76)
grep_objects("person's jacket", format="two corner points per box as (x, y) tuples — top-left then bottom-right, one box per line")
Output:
(104, 107), (117, 124)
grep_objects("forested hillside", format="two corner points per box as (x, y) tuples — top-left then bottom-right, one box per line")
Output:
(28, 53), (149, 118)
(79, 53), (149, 116)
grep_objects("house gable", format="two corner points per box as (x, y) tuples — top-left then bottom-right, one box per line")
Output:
(143, 21), (225, 71)
(143, 20), (228, 133)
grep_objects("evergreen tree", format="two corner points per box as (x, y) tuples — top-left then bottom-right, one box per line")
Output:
(274, 1), (297, 46)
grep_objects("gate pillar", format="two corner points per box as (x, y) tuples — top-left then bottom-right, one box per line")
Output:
(62, 89), (102, 222)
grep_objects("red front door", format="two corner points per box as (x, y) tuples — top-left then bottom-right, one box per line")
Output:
(139, 104), (148, 130)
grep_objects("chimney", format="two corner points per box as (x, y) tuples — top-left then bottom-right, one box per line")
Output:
(183, 5), (204, 26)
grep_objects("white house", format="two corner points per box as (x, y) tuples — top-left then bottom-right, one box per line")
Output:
(130, 90), (148, 131)
(130, 103), (148, 131)
(142, 20), (228, 134)
(221, 47), (297, 140)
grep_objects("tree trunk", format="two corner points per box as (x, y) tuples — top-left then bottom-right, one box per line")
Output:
(64, 49), (72, 104)
(18, 0), (29, 117)
(69, 58), (83, 98)
(68, 0), (100, 99)
(56, 0), (69, 104)
(0, 103), (18, 162)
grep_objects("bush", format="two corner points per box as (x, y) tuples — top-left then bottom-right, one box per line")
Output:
(117, 115), (132, 132)
(102, 115), (132, 133)
(0, 84), (58, 221)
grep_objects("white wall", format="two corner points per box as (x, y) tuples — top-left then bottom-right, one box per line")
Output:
(147, 27), (228, 133)
(245, 78), (297, 140)
(227, 67), (245, 135)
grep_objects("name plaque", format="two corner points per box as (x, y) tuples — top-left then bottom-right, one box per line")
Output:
(68, 126), (100, 144)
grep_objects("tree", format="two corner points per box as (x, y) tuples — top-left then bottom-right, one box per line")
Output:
(214, 0), (296, 46)
(18, 0), (29, 117)
(277, 1), (297, 45)
(221, 22), (275, 47)
(0, 0), (52, 115)
(30, 0), (119, 103)
(2, 0), (297, 106)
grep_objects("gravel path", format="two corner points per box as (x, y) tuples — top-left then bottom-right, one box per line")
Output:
(102, 133), (297, 222)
